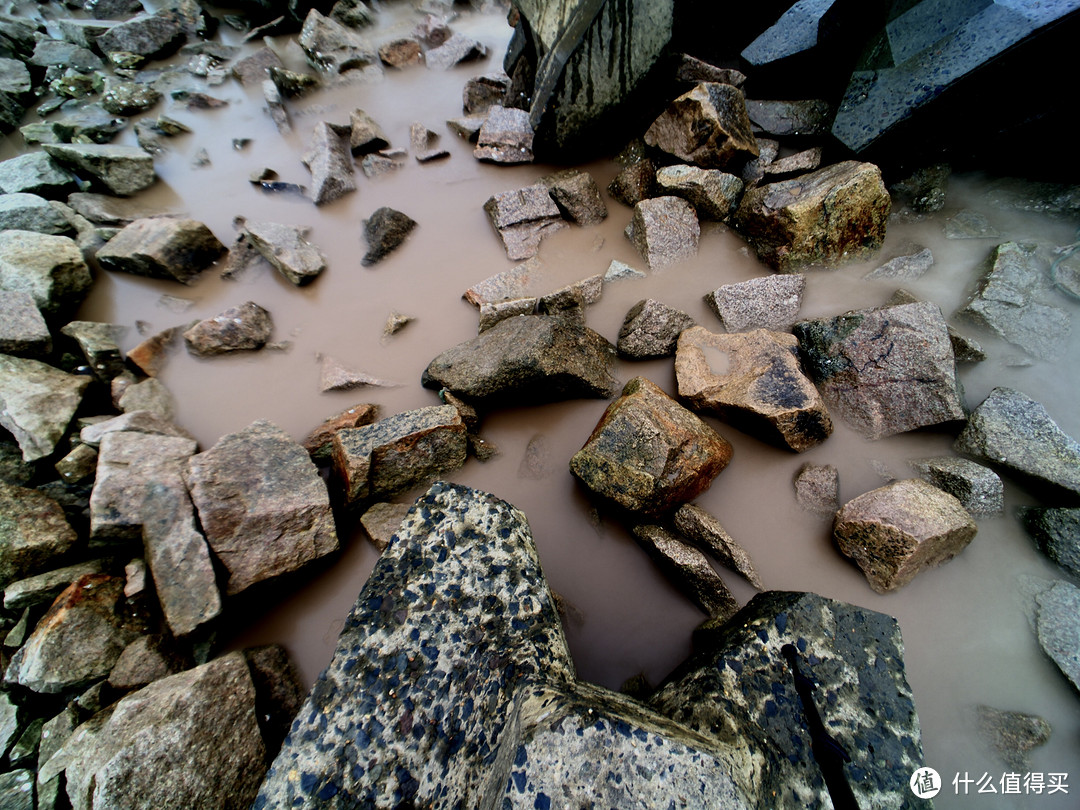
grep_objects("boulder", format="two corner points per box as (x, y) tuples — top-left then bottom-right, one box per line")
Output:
(540, 168), (607, 225)
(243, 220), (327, 285)
(348, 108), (388, 154)
(909, 456), (1003, 518)
(483, 184), (568, 260)
(183, 301), (273, 356)
(616, 298), (695, 359)
(474, 105), (534, 164)
(0, 153), (77, 197)
(644, 83), (758, 170)
(302, 402), (380, 463)
(0, 481), (79, 588)
(42, 144), (155, 197)
(0, 193), (71, 234)
(887, 287), (986, 363)
(60, 321), (127, 380)
(954, 387), (1080, 497)
(794, 301), (965, 440)
(735, 161), (890, 272)
(675, 326), (832, 452)
(95, 10), (185, 59)
(632, 524), (739, 620)
(463, 72), (510, 114)
(626, 196), (699, 270)
(422, 314), (619, 406)
(332, 405), (467, 506)
(975, 705), (1052, 772)
(361, 207), (417, 266)
(1018, 507), (1080, 579)
(298, 9), (378, 75)
(425, 31), (486, 70)
(185, 420), (338, 595)
(655, 165), (744, 220)
(301, 121), (355, 205)
(833, 478), (977, 593)
(0, 354), (89, 462)
(956, 241), (1071, 361)
(0, 230), (92, 315)
(0, 291), (50, 357)
(671, 502), (763, 589)
(570, 376), (732, 516)
(1031, 579), (1080, 691)
(864, 246), (934, 281)
(607, 159), (656, 207)
(705, 274), (805, 332)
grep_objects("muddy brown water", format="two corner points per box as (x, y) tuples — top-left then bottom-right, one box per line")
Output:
(9, 4), (1080, 806)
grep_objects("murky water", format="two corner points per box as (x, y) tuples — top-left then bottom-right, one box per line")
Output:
(11, 3), (1079, 806)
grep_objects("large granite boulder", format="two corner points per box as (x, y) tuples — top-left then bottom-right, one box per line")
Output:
(675, 326), (832, 452)
(1018, 507), (1080, 579)
(626, 195), (700, 270)
(0, 230), (92, 316)
(644, 82), (758, 170)
(42, 144), (155, 197)
(96, 217), (226, 284)
(570, 376), (733, 516)
(0, 481), (79, 588)
(794, 301), (965, 440)
(735, 161), (890, 272)
(422, 314), (619, 406)
(0, 354), (90, 461)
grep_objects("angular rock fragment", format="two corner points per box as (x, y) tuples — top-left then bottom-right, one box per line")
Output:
(676, 326), (832, 452)
(474, 105), (534, 164)
(607, 159), (656, 207)
(232, 46), (284, 86)
(909, 457), (1003, 518)
(0, 153), (76, 198)
(96, 217), (225, 285)
(644, 83), (758, 170)
(676, 55), (746, 86)
(379, 37), (422, 67)
(671, 502), (763, 590)
(243, 220), (326, 285)
(604, 259), (646, 282)
(795, 301), (964, 440)
(483, 184), (568, 260)
(762, 147), (822, 178)
(185, 421), (338, 595)
(655, 165), (744, 220)
(243, 644), (305, 752)
(127, 327), (175, 377)
(955, 387), (1080, 497)
(422, 314), (618, 406)
(95, 11), (186, 59)
(540, 168), (607, 225)
(1031, 579), (1080, 691)
(632, 524), (739, 620)
(834, 478), (977, 593)
(616, 299), (694, 359)
(42, 144), (155, 197)
(570, 377), (732, 516)
(794, 462), (839, 518)
(80, 410), (194, 448)
(267, 66), (318, 98)
(263, 79), (290, 133)
(55, 443), (98, 485)
(735, 161), (890, 272)
(298, 9), (378, 74)
(0, 354), (89, 462)
(108, 634), (180, 690)
(318, 354), (395, 392)
(705, 274), (805, 332)
(0, 193), (71, 234)
(865, 246), (934, 281)
(331, 0), (375, 29)
(183, 301), (273, 356)
(975, 705), (1052, 772)
(0, 291), (50, 357)
(332, 405), (467, 505)
(1018, 507), (1080, 579)
(66, 193), (174, 227)
(301, 121), (355, 205)
(3, 561), (106, 613)
(100, 79), (161, 116)
(348, 108), (388, 154)
(887, 287), (985, 362)
(410, 121), (449, 162)
(744, 99), (832, 137)
(0, 230), (92, 316)
(302, 402), (379, 463)
(362, 207), (417, 266)
(626, 196), (699, 270)
(944, 209), (998, 239)
(359, 501), (411, 551)
(0, 481), (79, 588)
(60, 321), (127, 380)
(463, 72), (510, 114)
(425, 31), (486, 70)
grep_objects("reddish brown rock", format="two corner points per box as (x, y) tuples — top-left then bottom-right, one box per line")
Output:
(644, 83), (758, 170)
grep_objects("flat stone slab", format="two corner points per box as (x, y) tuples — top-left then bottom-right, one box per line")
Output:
(0, 354), (89, 462)
(540, 168), (607, 224)
(42, 144), (155, 197)
(705, 274), (805, 332)
(671, 502), (763, 590)
(632, 523), (739, 620)
(0, 153), (76, 197)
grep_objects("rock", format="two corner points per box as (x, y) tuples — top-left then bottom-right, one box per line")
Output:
(632, 524), (739, 619)
(301, 121), (355, 205)
(887, 287), (986, 363)
(42, 144), (155, 197)
(60, 321), (127, 381)
(570, 376), (732, 516)
(425, 31), (486, 70)
(676, 54), (746, 87)
(97, 217), (225, 284)
(232, 46), (284, 86)
(45, 652), (267, 810)
(183, 301), (273, 356)
(626, 196), (700, 270)
(957, 242), (1071, 361)
(795, 301), (965, 440)
(243, 220), (327, 285)
(650, 591), (927, 810)
(378, 37), (422, 67)
(705, 274), (805, 332)
(107, 634), (180, 690)
(0, 230), (92, 316)
(463, 72), (509, 114)
(422, 314), (618, 406)
(127, 327), (175, 377)
(267, 66), (318, 97)
(359, 501), (411, 552)
(332, 405), (467, 506)
(95, 10), (186, 59)
(0, 291), (50, 357)
(976, 705), (1052, 771)
(864, 246), (934, 280)
(645, 83), (758, 170)
(55, 442), (98, 485)
(463, 256), (544, 306)
(616, 299), (694, 359)
(745, 99), (832, 137)
(100, 79), (161, 116)
(410, 122), (449, 162)
(298, 9), (377, 75)
(794, 463), (840, 518)
(1031, 579), (1080, 691)
(0, 770), (31, 810)
(3, 560), (106, 612)
(676, 326), (832, 452)
(348, 108), (388, 154)
(762, 147), (823, 179)
(607, 159), (656, 207)
(0, 354), (89, 462)
(302, 403), (379, 464)
(262, 79), (290, 133)
(5, 573), (145, 694)
(362, 207), (417, 266)
(0, 153), (77, 198)
(655, 165), (744, 220)
(360, 152), (403, 177)
(89, 431), (198, 544)
(330, 0), (375, 29)
(604, 259), (646, 282)
(0, 481), (79, 588)
(954, 387), (1080, 497)
(0, 193), (71, 234)
(735, 161), (890, 272)
(474, 105), (534, 164)
(412, 13), (451, 48)
(0, 690), (21, 758)
(79, 410), (194, 448)
(671, 502), (763, 590)
(382, 311), (412, 338)
(185, 421), (338, 595)
(318, 354), (394, 392)
(891, 164), (950, 213)
(943, 209), (999, 240)
(66, 192), (176, 227)
(834, 478), (977, 593)
(539, 168), (607, 224)
(909, 456), (1003, 518)
(1018, 507), (1080, 579)
(483, 184), (568, 260)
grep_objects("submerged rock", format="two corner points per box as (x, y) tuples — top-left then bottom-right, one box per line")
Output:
(671, 502), (763, 590)
(483, 184), (568, 260)
(301, 121), (355, 205)
(909, 456), (1003, 518)
(42, 144), (155, 197)
(705, 274), (805, 332)
(318, 354), (395, 392)
(0, 230), (92, 316)
(243, 220), (327, 285)
(626, 195), (699, 270)
(632, 524), (739, 620)
(616, 299), (695, 359)
(474, 105), (534, 164)
(463, 72), (510, 114)
(361, 206), (417, 266)
(794, 462), (840, 518)
(410, 122), (449, 162)
(645, 83), (758, 170)
(0, 354), (89, 462)
(1018, 507), (1080, 580)
(865, 246), (934, 281)
(975, 705), (1052, 772)
(183, 301), (273, 356)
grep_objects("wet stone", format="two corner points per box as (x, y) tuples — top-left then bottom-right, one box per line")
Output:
(0, 354), (89, 462)
(632, 524), (739, 620)
(0, 230), (92, 316)
(616, 298), (695, 359)
(644, 82), (758, 170)
(655, 165), (744, 221)
(0, 480), (79, 589)
(0, 193), (71, 235)
(909, 456), (1004, 518)
(975, 706), (1052, 772)
(349, 108), (389, 154)
(1018, 507), (1080, 579)
(410, 122), (450, 162)
(944, 209), (999, 239)
(79, 410), (194, 449)
(0, 770), (31, 810)
(604, 259), (646, 282)
(3, 560), (106, 612)
(183, 301), (273, 356)
(263, 79), (290, 133)
(108, 634), (180, 691)
(447, 113), (486, 141)
(55, 442), (98, 485)
(267, 67), (319, 98)
(97, 217), (225, 284)
(474, 105), (534, 164)
(762, 147), (822, 179)
(60, 321), (127, 381)
(744, 99), (832, 137)
(95, 10), (186, 59)
(378, 37), (422, 68)
(362, 207), (417, 266)
(463, 71), (509, 114)
(1031, 579), (1080, 691)
(318, 354), (395, 392)
(794, 462), (839, 518)
(891, 164), (950, 213)
(243, 643), (305, 753)
(671, 502), (763, 589)
(676, 55), (746, 87)
(540, 168), (607, 225)
(887, 287), (986, 363)
(607, 159), (656, 207)
(298, 9), (378, 75)
(483, 184), (567, 260)
(232, 46), (284, 86)
(66, 192), (175, 227)
(0, 291), (50, 357)
(127, 326), (175, 377)
(301, 121), (356, 206)
(330, 0), (376, 29)
(100, 79), (161, 116)
(359, 501), (411, 552)
(864, 246), (934, 280)
(243, 220), (327, 285)
(425, 31), (487, 70)
(42, 144), (155, 197)
(0, 153), (77, 198)
(626, 196), (700, 271)
(705, 274), (805, 333)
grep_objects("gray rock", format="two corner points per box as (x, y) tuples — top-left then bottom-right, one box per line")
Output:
(330, 0), (375, 28)
(762, 147), (823, 179)
(0, 153), (77, 198)
(360, 501), (411, 551)
(107, 634), (180, 690)
(3, 560), (106, 612)
(243, 220), (327, 285)
(301, 121), (355, 205)
(0, 770), (31, 810)
(644, 83), (758, 170)
(267, 66), (319, 98)
(96, 11), (186, 59)
(570, 376), (732, 516)
(735, 161), (890, 272)
(483, 185), (570, 259)
(232, 46), (284, 86)
(864, 246), (934, 280)
(60, 321), (127, 380)
(1018, 507), (1080, 579)
(410, 122), (449, 162)
(655, 164), (744, 220)
(348, 107), (388, 154)
(794, 463), (840, 518)
(332, 405), (467, 506)
(446, 113), (487, 142)
(540, 168), (607, 224)
(975, 705), (1052, 771)
(362, 207), (417, 266)
(80, 410), (193, 448)
(795, 301), (965, 439)
(676, 326), (832, 452)
(887, 287), (986, 362)
(891, 164), (950, 213)
(298, 9), (377, 75)
(671, 502), (763, 589)
(0, 56), (30, 93)
(5, 573), (146, 694)
(0, 291), (50, 357)
(463, 71), (509, 114)
(422, 314), (619, 406)
(1032, 580), (1080, 691)
(126, 326), (175, 377)
(955, 387), (1080, 497)
(183, 301), (273, 356)
(604, 259), (645, 282)
(478, 299), (536, 331)
(705, 273), (805, 332)
(318, 354), (395, 391)
(97, 217), (225, 284)
(944, 209), (999, 239)
(834, 478), (977, 593)
(616, 298), (695, 359)
(66, 192), (175, 227)
(46, 652), (266, 810)
(909, 456), (1004, 518)
(0, 690), (21, 759)
(632, 524), (739, 620)
(262, 78), (290, 133)
(607, 159), (656, 207)
(474, 105), (534, 164)
(626, 195), (700, 270)
(425, 31), (486, 70)
(0, 230), (92, 315)
(0, 193), (71, 234)
(185, 420), (338, 595)
(0, 354), (89, 462)
(464, 256), (543, 306)
(32, 37), (106, 71)
(745, 98), (832, 137)
(957, 241), (1071, 361)
(100, 79), (161, 116)
(43, 144), (155, 197)
(0, 480), (79, 590)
